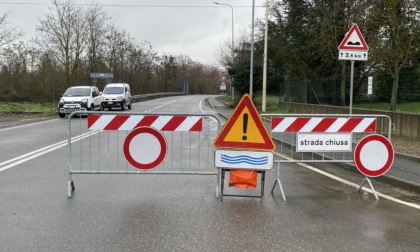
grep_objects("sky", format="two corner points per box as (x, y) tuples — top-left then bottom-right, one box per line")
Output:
(1, 0), (267, 66)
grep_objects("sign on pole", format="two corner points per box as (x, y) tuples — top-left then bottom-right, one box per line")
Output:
(338, 23), (369, 114)
(368, 76), (373, 95)
(338, 23), (369, 61)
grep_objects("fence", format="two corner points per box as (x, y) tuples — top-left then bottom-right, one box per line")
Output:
(261, 113), (393, 200)
(65, 111), (221, 198)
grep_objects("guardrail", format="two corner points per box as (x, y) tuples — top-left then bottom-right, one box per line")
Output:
(131, 92), (185, 102)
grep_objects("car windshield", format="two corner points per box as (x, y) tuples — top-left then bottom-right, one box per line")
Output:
(104, 87), (124, 94)
(64, 87), (91, 97)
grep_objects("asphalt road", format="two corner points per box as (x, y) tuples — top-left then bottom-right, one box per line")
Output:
(1, 95), (420, 251)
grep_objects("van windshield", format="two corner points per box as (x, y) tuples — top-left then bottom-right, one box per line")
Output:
(104, 87), (124, 94)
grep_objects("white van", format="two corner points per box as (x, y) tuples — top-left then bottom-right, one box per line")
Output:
(101, 83), (132, 110)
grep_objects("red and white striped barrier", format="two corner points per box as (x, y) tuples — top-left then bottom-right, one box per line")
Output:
(87, 114), (202, 131)
(271, 117), (376, 133)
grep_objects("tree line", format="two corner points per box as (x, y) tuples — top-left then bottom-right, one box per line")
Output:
(3, 0), (420, 111)
(0, 0), (222, 103)
(219, 0), (420, 111)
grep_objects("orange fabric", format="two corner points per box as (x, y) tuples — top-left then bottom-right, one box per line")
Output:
(228, 170), (258, 189)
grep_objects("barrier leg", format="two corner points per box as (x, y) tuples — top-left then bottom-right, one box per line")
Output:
(67, 172), (75, 198)
(357, 177), (379, 200)
(216, 168), (220, 198)
(260, 171), (265, 203)
(271, 162), (286, 201)
(220, 169), (225, 201)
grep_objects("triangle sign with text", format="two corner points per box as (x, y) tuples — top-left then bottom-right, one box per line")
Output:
(338, 24), (369, 51)
(213, 94), (275, 151)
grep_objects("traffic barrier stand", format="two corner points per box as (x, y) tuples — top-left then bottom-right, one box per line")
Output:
(261, 113), (393, 201)
(65, 111), (221, 198)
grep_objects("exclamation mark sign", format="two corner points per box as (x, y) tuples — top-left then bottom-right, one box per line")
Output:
(242, 113), (248, 141)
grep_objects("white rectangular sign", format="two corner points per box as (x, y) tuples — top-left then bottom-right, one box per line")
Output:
(215, 150), (273, 170)
(339, 50), (368, 61)
(368, 76), (373, 95)
(296, 133), (352, 152)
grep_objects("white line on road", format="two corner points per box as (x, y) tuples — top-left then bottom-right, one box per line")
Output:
(275, 153), (420, 210)
(0, 130), (99, 172)
(0, 119), (59, 132)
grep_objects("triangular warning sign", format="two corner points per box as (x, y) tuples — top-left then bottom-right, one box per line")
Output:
(213, 94), (275, 151)
(338, 24), (369, 51)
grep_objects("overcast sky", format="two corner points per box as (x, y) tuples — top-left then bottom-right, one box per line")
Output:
(1, 0), (267, 66)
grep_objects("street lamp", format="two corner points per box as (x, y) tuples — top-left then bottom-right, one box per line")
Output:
(214, 2), (234, 98)
(213, 2), (234, 52)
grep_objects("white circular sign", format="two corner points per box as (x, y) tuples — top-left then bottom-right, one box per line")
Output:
(123, 127), (167, 170)
(354, 134), (394, 177)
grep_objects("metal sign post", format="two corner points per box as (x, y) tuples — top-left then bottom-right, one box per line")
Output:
(338, 24), (369, 115)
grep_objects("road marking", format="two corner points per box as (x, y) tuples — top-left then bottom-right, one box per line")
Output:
(144, 100), (178, 113)
(0, 119), (58, 132)
(0, 130), (99, 172)
(275, 153), (420, 210)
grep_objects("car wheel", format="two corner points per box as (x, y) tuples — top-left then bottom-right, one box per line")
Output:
(128, 103), (131, 110)
(100, 104), (104, 111)
(121, 101), (125, 111)
(59, 112), (65, 118)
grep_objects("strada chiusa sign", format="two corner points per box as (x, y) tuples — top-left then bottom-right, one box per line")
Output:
(296, 133), (352, 152)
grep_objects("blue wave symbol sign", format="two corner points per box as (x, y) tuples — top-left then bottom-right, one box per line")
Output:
(221, 154), (268, 165)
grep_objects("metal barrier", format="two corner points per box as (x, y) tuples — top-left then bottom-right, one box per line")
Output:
(261, 113), (393, 201)
(65, 111), (221, 198)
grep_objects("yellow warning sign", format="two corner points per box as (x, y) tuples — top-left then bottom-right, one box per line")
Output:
(213, 94), (275, 151)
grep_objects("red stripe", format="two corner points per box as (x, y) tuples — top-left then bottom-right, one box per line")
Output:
(161, 116), (187, 131)
(312, 118), (337, 132)
(87, 114), (101, 129)
(286, 117), (311, 132)
(134, 115), (159, 128)
(104, 115), (130, 130)
(190, 118), (202, 131)
(271, 117), (285, 130)
(365, 120), (377, 132)
(338, 118), (363, 132)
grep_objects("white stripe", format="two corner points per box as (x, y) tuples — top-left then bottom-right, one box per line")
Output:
(151, 116), (173, 130)
(326, 118), (347, 132)
(0, 131), (99, 172)
(175, 116), (200, 131)
(119, 115), (145, 130)
(300, 118), (323, 132)
(275, 153), (420, 210)
(0, 119), (58, 132)
(272, 117), (297, 132)
(352, 118), (375, 132)
(89, 115), (116, 130)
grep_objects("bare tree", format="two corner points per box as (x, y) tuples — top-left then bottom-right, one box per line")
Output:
(0, 13), (22, 51)
(85, 3), (109, 73)
(36, 0), (88, 86)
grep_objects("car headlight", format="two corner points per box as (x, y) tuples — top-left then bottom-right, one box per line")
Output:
(82, 98), (88, 103)
(59, 99), (64, 104)
(117, 96), (122, 101)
